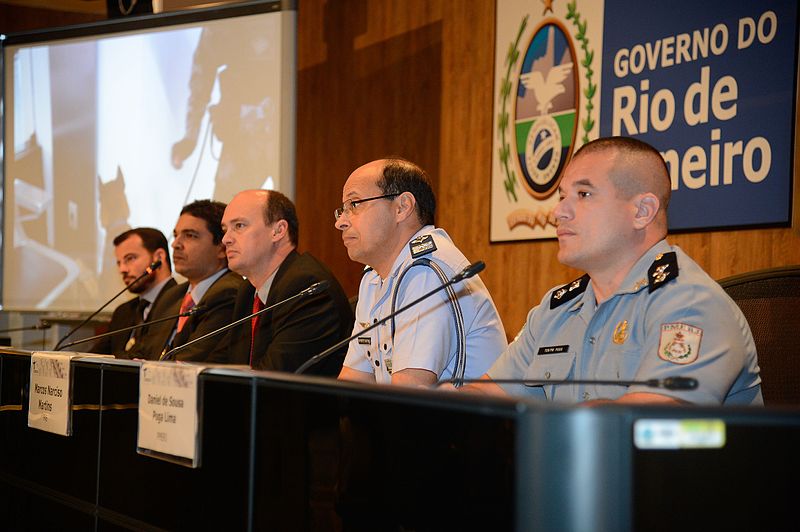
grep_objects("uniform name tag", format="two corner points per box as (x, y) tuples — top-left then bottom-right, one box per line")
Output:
(537, 345), (569, 355)
(357, 337), (371, 345)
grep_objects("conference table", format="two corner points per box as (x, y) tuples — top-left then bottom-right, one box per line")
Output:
(1, 348), (797, 531)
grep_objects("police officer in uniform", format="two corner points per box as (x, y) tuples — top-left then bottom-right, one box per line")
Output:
(335, 158), (507, 386)
(466, 136), (762, 405)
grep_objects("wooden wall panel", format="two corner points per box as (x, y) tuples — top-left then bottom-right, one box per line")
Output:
(296, 0), (800, 335)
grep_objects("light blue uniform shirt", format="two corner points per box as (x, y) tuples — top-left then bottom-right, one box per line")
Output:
(488, 240), (762, 405)
(344, 226), (507, 384)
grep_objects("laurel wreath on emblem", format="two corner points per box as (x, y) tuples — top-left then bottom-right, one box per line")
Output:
(497, 1), (595, 203)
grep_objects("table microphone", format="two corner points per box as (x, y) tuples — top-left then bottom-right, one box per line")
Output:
(55, 304), (205, 351)
(455, 376), (699, 390)
(295, 261), (486, 375)
(160, 280), (330, 361)
(0, 321), (52, 334)
(53, 260), (163, 350)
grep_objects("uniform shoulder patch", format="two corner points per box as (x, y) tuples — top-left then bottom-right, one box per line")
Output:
(648, 251), (679, 293)
(409, 234), (437, 258)
(658, 323), (702, 364)
(550, 274), (590, 309)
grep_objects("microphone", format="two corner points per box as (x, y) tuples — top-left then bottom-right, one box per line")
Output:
(455, 376), (699, 391)
(0, 321), (52, 334)
(295, 261), (485, 375)
(159, 280), (330, 361)
(53, 260), (162, 350)
(55, 304), (203, 351)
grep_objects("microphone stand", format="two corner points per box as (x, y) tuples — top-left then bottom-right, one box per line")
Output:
(159, 280), (330, 361)
(294, 261), (486, 375)
(53, 260), (162, 351)
(0, 322), (52, 351)
(455, 376), (699, 391)
(55, 306), (202, 351)
(0, 322), (51, 334)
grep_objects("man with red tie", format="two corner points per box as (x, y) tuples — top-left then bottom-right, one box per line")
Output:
(135, 200), (245, 361)
(214, 189), (352, 374)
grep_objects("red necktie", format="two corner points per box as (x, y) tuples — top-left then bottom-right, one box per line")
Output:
(176, 291), (195, 333)
(250, 295), (265, 367)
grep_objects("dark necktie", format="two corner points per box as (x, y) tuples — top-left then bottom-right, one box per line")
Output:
(250, 295), (265, 367)
(126, 298), (150, 352)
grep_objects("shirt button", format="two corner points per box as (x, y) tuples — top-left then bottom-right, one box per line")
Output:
(589, 337), (596, 345)
(366, 351), (371, 358)
(544, 371), (551, 379)
(583, 392), (590, 400)
(373, 318), (378, 324)
(374, 360), (380, 367)
(383, 343), (388, 350)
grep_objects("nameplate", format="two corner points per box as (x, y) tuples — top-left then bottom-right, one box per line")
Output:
(28, 352), (112, 436)
(137, 362), (205, 468)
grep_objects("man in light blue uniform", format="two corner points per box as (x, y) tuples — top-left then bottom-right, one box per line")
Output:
(468, 137), (762, 405)
(335, 158), (507, 386)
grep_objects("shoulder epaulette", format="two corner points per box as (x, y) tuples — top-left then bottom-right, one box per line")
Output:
(409, 234), (437, 258)
(550, 274), (590, 309)
(647, 251), (679, 293)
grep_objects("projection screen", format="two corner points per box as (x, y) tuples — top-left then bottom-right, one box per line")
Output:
(1, 1), (296, 312)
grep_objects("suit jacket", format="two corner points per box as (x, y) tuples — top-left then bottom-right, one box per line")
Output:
(89, 278), (178, 357)
(209, 251), (353, 375)
(134, 270), (246, 361)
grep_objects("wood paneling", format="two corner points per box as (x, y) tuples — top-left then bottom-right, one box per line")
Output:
(295, 0), (800, 334)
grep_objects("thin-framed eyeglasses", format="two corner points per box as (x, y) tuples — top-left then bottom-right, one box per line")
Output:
(334, 193), (400, 220)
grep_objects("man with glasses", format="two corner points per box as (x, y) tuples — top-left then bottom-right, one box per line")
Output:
(213, 189), (353, 374)
(334, 158), (507, 386)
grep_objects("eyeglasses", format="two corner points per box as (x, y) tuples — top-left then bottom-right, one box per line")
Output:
(334, 193), (400, 220)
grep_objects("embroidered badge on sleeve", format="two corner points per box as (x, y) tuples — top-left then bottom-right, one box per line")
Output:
(658, 323), (702, 364)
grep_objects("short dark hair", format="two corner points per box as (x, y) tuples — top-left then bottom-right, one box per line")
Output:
(180, 199), (227, 244)
(113, 227), (171, 270)
(377, 158), (436, 226)
(573, 136), (671, 211)
(264, 190), (299, 246)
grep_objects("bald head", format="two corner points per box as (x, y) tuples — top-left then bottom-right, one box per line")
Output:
(572, 137), (671, 224)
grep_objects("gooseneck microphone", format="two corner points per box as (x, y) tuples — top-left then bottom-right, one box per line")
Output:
(295, 261), (486, 375)
(55, 305), (204, 351)
(159, 280), (330, 361)
(0, 321), (52, 334)
(53, 260), (162, 350)
(455, 376), (699, 391)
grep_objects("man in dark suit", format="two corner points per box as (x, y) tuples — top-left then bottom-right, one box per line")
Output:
(214, 189), (352, 374)
(90, 228), (176, 357)
(135, 200), (246, 361)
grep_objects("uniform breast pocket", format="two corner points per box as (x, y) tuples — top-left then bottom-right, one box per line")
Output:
(596, 348), (640, 382)
(524, 352), (576, 400)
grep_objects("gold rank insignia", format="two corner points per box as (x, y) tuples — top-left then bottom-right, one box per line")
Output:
(550, 274), (590, 309)
(647, 251), (679, 293)
(613, 320), (629, 344)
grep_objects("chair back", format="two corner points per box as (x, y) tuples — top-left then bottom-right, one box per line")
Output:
(719, 266), (800, 405)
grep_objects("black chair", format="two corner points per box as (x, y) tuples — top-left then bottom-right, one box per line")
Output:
(718, 266), (800, 405)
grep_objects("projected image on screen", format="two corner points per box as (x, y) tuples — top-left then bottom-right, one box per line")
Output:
(3, 7), (295, 312)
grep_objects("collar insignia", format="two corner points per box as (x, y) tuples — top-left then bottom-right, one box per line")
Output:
(648, 251), (679, 293)
(550, 274), (590, 309)
(409, 234), (437, 258)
